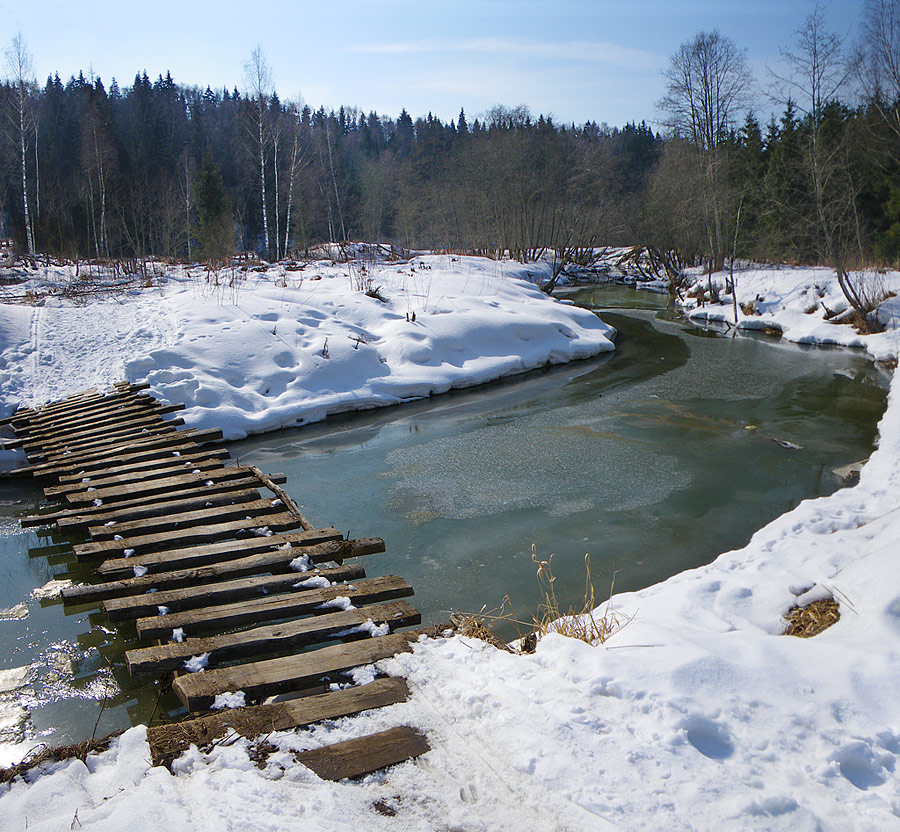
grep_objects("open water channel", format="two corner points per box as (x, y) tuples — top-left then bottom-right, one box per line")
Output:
(0, 284), (890, 750)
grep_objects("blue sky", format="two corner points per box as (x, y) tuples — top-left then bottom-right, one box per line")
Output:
(2, 0), (861, 128)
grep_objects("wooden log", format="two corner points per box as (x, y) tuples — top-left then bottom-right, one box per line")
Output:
(55, 448), (230, 484)
(60, 463), (254, 504)
(94, 532), (370, 581)
(172, 626), (444, 711)
(72, 510), (307, 560)
(249, 466), (313, 531)
(126, 600), (420, 674)
(46, 456), (226, 497)
(102, 562), (367, 619)
(53, 488), (260, 532)
(146, 677), (410, 769)
(87, 497), (283, 540)
(137, 574), (413, 641)
(64, 535), (357, 604)
(296, 726), (429, 781)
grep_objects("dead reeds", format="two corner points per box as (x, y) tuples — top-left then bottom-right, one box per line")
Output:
(783, 598), (840, 638)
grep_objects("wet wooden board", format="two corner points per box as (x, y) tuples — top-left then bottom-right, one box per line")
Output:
(20, 402), (184, 440)
(146, 677), (411, 768)
(137, 575), (414, 641)
(20, 407), (185, 448)
(87, 498), (284, 540)
(60, 464), (259, 504)
(126, 599), (420, 674)
(46, 457), (227, 497)
(96, 529), (376, 586)
(296, 726), (429, 781)
(73, 511), (307, 560)
(13, 429), (223, 476)
(64, 537), (360, 604)
(55, 448), (230, 484)
(26, 423), (182, 462)
(172, 626), (442, 711)
(24, 481), (263, 528)
(102, 562), (367, 619)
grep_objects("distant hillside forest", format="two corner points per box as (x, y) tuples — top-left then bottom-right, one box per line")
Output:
(4, 3), (900, 276)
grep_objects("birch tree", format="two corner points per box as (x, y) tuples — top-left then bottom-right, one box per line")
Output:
(243, 46), (272, 258)
(4, 33), (36, 259)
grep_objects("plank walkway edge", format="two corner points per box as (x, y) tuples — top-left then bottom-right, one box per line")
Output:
(146, 677), (411, 769)
(296, 725), (429, 781)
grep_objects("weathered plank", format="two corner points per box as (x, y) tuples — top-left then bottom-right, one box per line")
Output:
(172, 625), (444, 711)
(127, 599), (420, 674)
(64, 535), (357, 603)
(5, 385), (151, 427)
(23, 480), (262, 528)
(14, 428), (223, 477)
(53, 489), (261, 532)
(137, 574), (413, 641)
(56, 448), (230, 484)
(94, 533), (371, 582)
(27, 422), (182, 462)
(88, 498), (284, 540)
(21, 405), (185, 447)
(146, 677), (411, 768)
(103, 561), (367, 619)
(46, 456), (226, 497)
(22, 402), (184, 440)
(61, 464), (258, 504)
(248, 466), (313, 531)
(73, 511), (307, 560)
(296, 726), (429, 781)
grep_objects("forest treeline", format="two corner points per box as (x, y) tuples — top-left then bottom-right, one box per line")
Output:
(3, 1), (900, 280)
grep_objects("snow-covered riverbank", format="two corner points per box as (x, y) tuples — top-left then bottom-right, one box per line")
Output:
(2, 261), (900, 830)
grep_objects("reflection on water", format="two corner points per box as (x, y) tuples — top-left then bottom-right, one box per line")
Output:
(0, 285), (890, 748)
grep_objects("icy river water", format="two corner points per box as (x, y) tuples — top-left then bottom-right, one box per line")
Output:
(0, 284), (890, 750)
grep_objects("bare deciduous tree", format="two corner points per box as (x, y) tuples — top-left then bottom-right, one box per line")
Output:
(4, 33), (36, 259)
(243, 45), (273, 258)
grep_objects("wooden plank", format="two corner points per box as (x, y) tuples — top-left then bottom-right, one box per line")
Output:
(64, 534), (355, 603)
(146, 678), (410, 768)
(249, 466), (313, 531)
(22, 416), (185, 456)
(137, 574), (414, 641)
(22, 480), (261, 527)
(55, 448), (230, 483)
(11, 439), (206, 478)
(16, 428), (223, 476)
(22, 402), (184, 440)
(94, 532), (371, 581)
(46, 457), (228, 497)
(296, 726), (429, 781)
(72, 510), (307, 560)
(60, 464), (257, 504)
(88, 497), (283, 540)
(7, 385), (142, 422)
(172, 626), (444, 711)
(52, 488), (260, 532)
(126, 600), (420, 674)
(37, 423), (183, 461)
(102, 562), (367, 619)
(9, 389), (154, 429)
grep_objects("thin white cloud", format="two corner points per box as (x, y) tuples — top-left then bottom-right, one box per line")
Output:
(348, 37), (661, 71)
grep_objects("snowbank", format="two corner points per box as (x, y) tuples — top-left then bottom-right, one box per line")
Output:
(3, 263), (900, 830)
(0, 254), (615, 441)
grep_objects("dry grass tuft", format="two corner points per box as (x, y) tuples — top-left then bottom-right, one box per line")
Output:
(531, 547), (628, 646)
(783, 598), (840, 638)
(0, 730), (125, 784)
(449, 610), (515, 653)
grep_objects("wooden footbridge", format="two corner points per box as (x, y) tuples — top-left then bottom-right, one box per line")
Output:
(1, 382), (442, 779)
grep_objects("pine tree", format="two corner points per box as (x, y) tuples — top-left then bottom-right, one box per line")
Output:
(194, 153), (233, 264)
